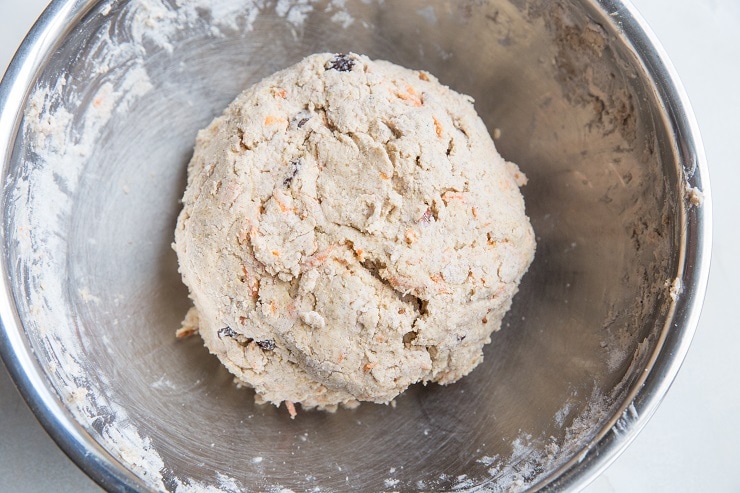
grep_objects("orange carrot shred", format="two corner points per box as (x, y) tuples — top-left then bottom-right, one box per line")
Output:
(396, 85), (423, 107)
(433, 117), (443, 137)
(264, 115), (285, 126)
(285, 401), (297, 419)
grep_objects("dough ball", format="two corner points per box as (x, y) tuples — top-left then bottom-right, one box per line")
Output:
(174, 53), (535, 412)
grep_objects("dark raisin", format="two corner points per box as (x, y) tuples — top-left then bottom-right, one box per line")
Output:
(457, 335), (467, 342)
(325, 53), (355, 72)
(257, 340), (276, 351)
(218, 327), (237, 339)
(283, 160), (302, 186)
(418, 208), (433, 224)
(297, 117), (310, 128)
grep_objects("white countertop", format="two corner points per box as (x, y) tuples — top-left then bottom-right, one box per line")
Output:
(1, 1), (737, 491)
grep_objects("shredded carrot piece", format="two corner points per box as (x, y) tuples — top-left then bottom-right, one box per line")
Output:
(241, 266), (259, 298)
(388, 276), (417, 294)
(488, 286), (505, 299)
(285, 401), (297, 419)
(272, 190), (292, 213)
(379, 171), (391, 180)
(418, 71), (430, 81)
(175, 327), (197, 339)
(312, 247), (332, 263)
(396, 85), (422, 106)
(354, 248), (365, 262)
(286, 302), (298, 319)
(433, 116), (443, 137)
(272, 88), (287, 99)
(442, 191), (465, 203)
(302, 245), (335, 269)
(363, 362), (376, 372)
(498, 178), (515, 191)
(418, 208), (433, 224)
(264, 115), (285, 126)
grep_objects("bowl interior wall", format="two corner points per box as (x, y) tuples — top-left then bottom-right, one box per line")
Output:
(4, 0), (677, 490)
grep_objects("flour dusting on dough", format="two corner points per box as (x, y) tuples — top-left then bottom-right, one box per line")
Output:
(174, 52), (536, 412)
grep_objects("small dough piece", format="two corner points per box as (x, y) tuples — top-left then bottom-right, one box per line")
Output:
(174, 53), (535, 412)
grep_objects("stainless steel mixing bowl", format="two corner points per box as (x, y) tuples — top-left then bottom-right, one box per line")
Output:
(0, 0), (711, 491)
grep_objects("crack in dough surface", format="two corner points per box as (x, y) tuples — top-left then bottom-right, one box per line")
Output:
(174, 53), (536, 412)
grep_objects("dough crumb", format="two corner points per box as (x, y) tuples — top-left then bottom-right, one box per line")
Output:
(174, 53), (535, 412)
(175, 306), (200, 339)
(299, 311), (326, 330)
(687, 185), (704, 206)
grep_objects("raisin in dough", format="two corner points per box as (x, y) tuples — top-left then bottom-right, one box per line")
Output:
(174, 53), (535, 412)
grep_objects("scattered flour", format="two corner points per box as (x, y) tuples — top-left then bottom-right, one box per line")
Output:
(9, 1), (359, 491)
(687, 185), (704, 207)
(383, 478), (400, 488)
(668, 277), (683, 302)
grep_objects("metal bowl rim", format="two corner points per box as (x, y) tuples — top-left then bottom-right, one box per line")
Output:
(0, 0), (712, 491)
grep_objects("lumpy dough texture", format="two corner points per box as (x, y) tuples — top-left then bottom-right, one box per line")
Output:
(174, 53), (536, 412)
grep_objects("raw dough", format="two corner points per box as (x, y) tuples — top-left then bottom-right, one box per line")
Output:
(174, 53), (535, 413)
